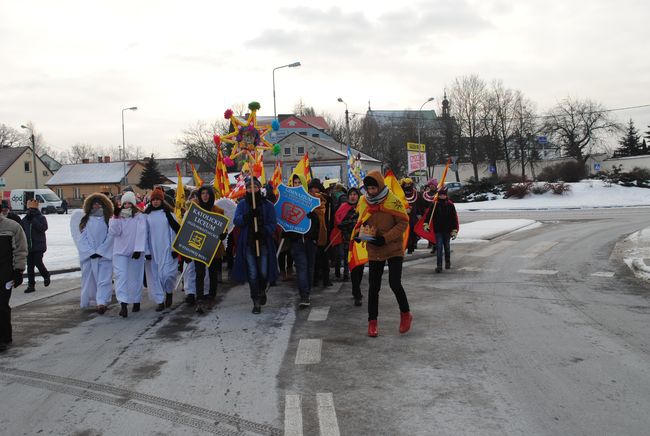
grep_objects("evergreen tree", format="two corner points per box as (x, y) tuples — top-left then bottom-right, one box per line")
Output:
(138, 154), (166, 189)
(613, 119), (641, 157)
(641, 139), (649, 155)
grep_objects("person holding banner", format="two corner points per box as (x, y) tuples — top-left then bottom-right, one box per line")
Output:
(144, 188), (180, 311)
(422, 186), (459, 273)
(359, 171), (412, 337)
(109, 191), (148, 318)
(309, 179), (333, 288)
(233, 176), (278, 314)
(336, 187), (362, 304)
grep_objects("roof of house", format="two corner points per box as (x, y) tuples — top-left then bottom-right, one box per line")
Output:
(0, 146), (29, 176)
(279, 133), (381, 163)
(243, 114), (330, 131)
(40, 153), (62, 172)
(46, 161), (142, 185)
(368, 109), (438, 123)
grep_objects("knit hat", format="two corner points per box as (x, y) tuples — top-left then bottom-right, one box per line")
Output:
(363, 175), (379, 187)
(400, 177), (414, 186)
(347, 187), (360, 196)
(121, 191), (137, 207)
(150, 188), (165, 202)
(427, 177), (438, 187)
(244, 176), (262, 188)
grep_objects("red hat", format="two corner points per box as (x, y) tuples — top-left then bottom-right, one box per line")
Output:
(150, 188), (165, 202)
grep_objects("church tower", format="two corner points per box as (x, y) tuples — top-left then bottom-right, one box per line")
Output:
(442, 90), (450, 119)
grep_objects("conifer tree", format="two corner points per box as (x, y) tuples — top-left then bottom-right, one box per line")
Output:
(613, 119), (641, 157)
(138, 154), (166, 189)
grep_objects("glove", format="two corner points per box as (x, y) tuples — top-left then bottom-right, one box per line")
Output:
(90, 253), (101, 259)
(145, 254), (152, 260)
(307, 211), (315, 219)
(423, 224), (430, 232)
(219, 232), (228, 241)
(369, 235), (385, 246)
(451, 230), (458, 240)
(12, 270), (23, 288)
(131, 251), (142, 259)
(171, 251), (178, 259)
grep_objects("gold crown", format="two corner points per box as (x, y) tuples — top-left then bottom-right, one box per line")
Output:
(359, 224), (377, 238)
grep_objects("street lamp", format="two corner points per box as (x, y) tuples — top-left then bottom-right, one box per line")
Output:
(272, 62), (301, 118)
(20, 124), (38, 189)
(121, 106), (138, 188)
(337, 98), (351, 153)
(417, 97), (434, 184)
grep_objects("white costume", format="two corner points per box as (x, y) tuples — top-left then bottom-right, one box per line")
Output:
(109, 212), (147, 304)
(183, 261), (209, 296)
(144, 209), (178, 304)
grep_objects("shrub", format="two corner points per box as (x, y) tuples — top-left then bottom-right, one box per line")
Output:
(504, 182), (532, 199)
(530, 183), (550, 195)
(545, 182), (571, 195)
(537, 161), (587, 182)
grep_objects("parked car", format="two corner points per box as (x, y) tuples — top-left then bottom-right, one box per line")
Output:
(444, 181), (464, 193)
(9, 188), (63, 214)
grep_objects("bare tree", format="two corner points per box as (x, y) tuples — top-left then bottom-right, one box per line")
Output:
(543, 97), (621, 165)
(491, 81), (517, 175)
(293, 99), (316, 117)
(64, 143), (96, 164)
(175, 119), (229, 168)
(450, 75), (487, 181)
(0, 124), (24, 148)
(511, 93), (539, 178)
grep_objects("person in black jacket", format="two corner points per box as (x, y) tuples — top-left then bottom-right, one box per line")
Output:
(20, 199), (50, 293)
(1, 200), (21, 224)
(422, 187), (459, 273)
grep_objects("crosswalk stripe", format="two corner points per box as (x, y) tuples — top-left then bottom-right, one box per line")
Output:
(459, 266), (499, 273)
(284, 394), (303, 436)
(295, 339), (322, 365)
(591, 271), (615, 277)
(518, 269), (558, 275)
(467, 241), (517, 257)
(518, 241), (558, 258)
(308, 307), (330, 322)
(317, 393), (341, 436)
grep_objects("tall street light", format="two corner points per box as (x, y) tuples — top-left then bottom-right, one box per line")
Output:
(273, 62), (301, 119)
(417, 97), (434, 184)
(337, 98), (350, 153)
(20, 124), (38, 189)
(122, 106), (138, 188)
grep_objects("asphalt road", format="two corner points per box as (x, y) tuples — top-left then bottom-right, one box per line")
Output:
(1, 207), (649, 435)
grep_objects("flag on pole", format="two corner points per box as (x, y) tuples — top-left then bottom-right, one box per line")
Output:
(347, 144), (360, 187)
(293, 152), (311, 183)
(384, 169), (409, 250)
(270, 160), (283, 198)
(190, 163), (203, 187)
(414, 158), (452, 243)
(174, 163), (185, 221)
(348, 196), (369, 270)
(254, 152), (266, 184)
(213, 146), (231, 199)
(227, 173), (247, 200)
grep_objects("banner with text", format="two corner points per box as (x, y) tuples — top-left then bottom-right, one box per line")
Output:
(274, 184), (321, 234)
(172, 202), (230, 265)
(406, 142), (427, 175)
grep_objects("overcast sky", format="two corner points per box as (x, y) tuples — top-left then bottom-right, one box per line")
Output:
(1, 0), (649, 158)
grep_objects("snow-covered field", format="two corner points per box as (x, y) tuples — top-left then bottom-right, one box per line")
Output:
(455, 180), (650, 211)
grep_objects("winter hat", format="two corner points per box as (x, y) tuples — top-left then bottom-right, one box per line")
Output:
(121, 191), (137, 207)
(347, 187), (360, 196)
(150, 188), (165, 202)
(308, 178), (325, 192)
(400, 177), (414, 186)
(363, 175), (379, 188)
(427, 177), (438, 187)
(244, 176), (262, 189)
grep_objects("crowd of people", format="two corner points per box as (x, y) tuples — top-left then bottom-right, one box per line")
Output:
(0, 170), (459, 352)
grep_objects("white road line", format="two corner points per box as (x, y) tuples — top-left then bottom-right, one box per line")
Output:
(295, 339), (322, 365)
(591, 271), (615, 277)
(316, 393), (341, 436)
(308, 307), (330, 322)
(518, 269), (558, 275)
(467, 240), (517, 257)
(284, 394), (303, 436)
(459, 266), (499, 273)
(517, 241), (558, 258)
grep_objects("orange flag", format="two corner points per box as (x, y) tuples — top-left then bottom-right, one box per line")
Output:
(227, 173), (247, 200)
(270, 160), (283, 198)
(213, 146), (231, 198)
(190, 163), (203, 187)
(293, 152), (311, 183)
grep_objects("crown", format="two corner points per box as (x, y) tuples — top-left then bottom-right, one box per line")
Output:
(359, 224), (377, 238)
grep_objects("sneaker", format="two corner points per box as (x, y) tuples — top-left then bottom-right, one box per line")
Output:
(435, 266), (442, 273)
(155, 303), (165, 312)
(24, 285), (35, 294)
(354, 298), (362, 307)
(252, 302), (261, 314)
(298, 297), (311, 308)
(43, 275), (51, 287)
(165, 293), (173, 308)
(132, 303), (141, 312)
(185, 294), (196, 305)
(97, 305), (107, 315)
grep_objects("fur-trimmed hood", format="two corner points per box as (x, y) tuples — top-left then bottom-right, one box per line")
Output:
(80, 193), (113, 231)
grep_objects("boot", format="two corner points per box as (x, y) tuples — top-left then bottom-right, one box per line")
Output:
(24, 284), (36, 294)
(195, 302), (205, 314)
(353, 297), (362, 307)
(119, 303), (128, 318)
(132, 303), (141, 312)
(97, 305), (107, 315)
(185, 294), (196, 305)
(252, 301), (261, 314)
(165, 293), (173, 308)
(368, 320), (378, 337)
(445, 262), (451, 270)
(399, 312), (413, 334)
(435, 266), (442, 273)
(43, 275), (51, 287)
(155, 303), (165, 312)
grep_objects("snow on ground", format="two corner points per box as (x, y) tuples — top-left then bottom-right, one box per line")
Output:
(42, 213), (80, 271)
(455, 180), (650, 211)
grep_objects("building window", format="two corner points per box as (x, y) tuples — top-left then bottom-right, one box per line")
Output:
(24, 161), (31, 172)
(56, 188), (63, 198)
(297, 146), (305, 155)
(299, 131), (307, 135)
(73, 187), (81, 200)
(311, 133), (319, 138)
(284, 147), (291, 156)
(42, 170), (49, 176)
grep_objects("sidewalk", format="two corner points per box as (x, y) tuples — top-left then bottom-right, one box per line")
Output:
(617, 226), (650, 281)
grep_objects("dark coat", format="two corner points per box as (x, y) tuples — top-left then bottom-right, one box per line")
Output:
(427, 199), (459, 234)
(21, 208), (48, 253)
(232, 197), (279, 284)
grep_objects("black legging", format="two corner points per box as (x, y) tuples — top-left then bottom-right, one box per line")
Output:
(367, 257), (410, 321)
(351, 264), (364, 300)
(27, 251), (49, 286)
(195, 261), (219, 298)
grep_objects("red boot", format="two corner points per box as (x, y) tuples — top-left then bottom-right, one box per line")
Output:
(368, 320), (378, 337)
(399, 312), (413, 334)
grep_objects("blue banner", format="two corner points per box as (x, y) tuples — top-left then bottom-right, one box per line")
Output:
(274, 184), (321, 234)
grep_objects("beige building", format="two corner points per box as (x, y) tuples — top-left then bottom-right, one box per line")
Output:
(46, 160), (148, 207)
(0, 146), (54, 193)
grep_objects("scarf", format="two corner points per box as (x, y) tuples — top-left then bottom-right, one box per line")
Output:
(365, 186), (389, 205)
(91, 208), (104, 217)
(120, 208), (133, 218)
(404, 189), (417, 204)
(423, 190), (437, 202)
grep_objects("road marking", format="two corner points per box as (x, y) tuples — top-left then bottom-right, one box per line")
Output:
(467, 241), (517, 257)
(591, 271), (615, 277)
(295, 339), (322, 364)
(459, 267), (499, 273)
(316, 393), (341, 436)
(518, 241), (558, 258)
(284, 394), (303, 436)
(518, 269), (558, 275)
(308, 307), (330, 322)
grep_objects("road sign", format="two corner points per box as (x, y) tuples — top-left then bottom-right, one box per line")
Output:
(594, 163), (601, 171)
(537, 136), (548, 144)
(406, 142), (426, 152)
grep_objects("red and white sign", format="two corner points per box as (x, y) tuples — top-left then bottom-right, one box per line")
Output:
(408, 151), (427, 174)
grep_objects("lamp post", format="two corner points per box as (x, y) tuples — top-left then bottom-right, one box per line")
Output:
(417, 97), (434, 184)
(272, 62), (301, 119)
(20, 125), (38, 188)
(337, 98), (350, 153)
(121, 106), (138, 188)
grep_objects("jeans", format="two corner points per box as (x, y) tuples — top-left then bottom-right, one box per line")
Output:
(246, 245), (268, 301)
(367, 257), (410, 321)
(27, 251), (49, 286)
(290, 238), (317, 298)
(0, 288), (11, 344)
(435, 233), (451, 267)
(314, 246), (331, 285)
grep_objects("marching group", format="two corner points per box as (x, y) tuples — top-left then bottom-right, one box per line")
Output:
(0, 171), (459, 351)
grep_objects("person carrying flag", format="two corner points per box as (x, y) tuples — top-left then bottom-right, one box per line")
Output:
(422, 186), (459, 273)
(336, 187), (362, 304)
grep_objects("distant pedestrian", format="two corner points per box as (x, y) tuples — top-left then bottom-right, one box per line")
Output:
(422, 186), (459, 273)
(1, 200), (21, 224)
(0, 209), (28, 352)
(61, 198), (69, 214)
(21, 200), (50, 293)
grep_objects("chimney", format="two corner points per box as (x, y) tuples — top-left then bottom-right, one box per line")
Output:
(104, 156), (111, 163)
(82, 158), (90, 164)
(97, 156), (103, 163)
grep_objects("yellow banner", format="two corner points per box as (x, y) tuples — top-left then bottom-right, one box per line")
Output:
(406, 142), (425, 152)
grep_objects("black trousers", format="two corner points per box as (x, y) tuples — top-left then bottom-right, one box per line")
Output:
(195, 260), (219, 298)
(313, 246), (331, 285)
(278, 251), (293, 272)
(27, 251), (49, 286)
(351, 265), (364, 300)
(0, 288), (12, 344)
(367, 257), (410, 321)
